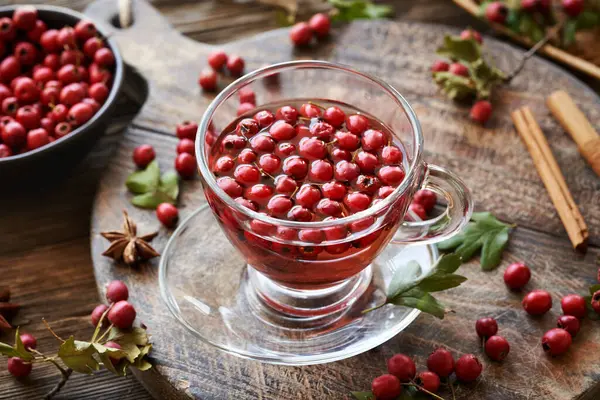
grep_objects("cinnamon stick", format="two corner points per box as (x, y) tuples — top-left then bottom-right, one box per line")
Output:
(511, 107), (588, 251)
(546, 90), (600, 177)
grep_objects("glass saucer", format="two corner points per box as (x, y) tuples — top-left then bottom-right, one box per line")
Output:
(159, 204), (438, 366)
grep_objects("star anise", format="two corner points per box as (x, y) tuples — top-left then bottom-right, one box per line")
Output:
(101, 210), (159, 265)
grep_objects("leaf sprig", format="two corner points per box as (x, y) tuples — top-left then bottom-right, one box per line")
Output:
(125, 160), (179, 209)
(365, 254), (467, 319)
(0, 309), (152, 399)
(437, 212), (514, 271)
(433, 34), (506, 101)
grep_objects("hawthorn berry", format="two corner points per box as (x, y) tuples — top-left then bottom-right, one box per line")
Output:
(485, 336), (510, 361)
(208, 50), (228, 70)
(20, 333), (37, 350)
(108, 300), (136, 329)
(562, 0), (584, 17)
(486, 2), (508, 24)
(106, 280), (129, 303)
(415, 371), (440, 394)
(413, 190), (436, 212)
(290, 22), (312, 46)
(475, 317), (498, 339)
(226, 55), (245, 76)
(460, 29), (482, 44)
(426, 348), (454, 378)
(199, 68), (218, 91)
(522, 290), (552, 315)
(176, 121), (198, 140)
(387, 354), (416, 382)
(503, 262), (531, 290)
(470, 100), (493, 124)
(449, 63), (469, 77)
(542, 328), (572, 356)
(132, 144), (156, 168)
(557, 315), (580, 337)
(371, 374), (401, 400)
(175, 152), (197, 179)
(177, 138), (195, 155)
(455, 354), (483, 382)
(561, 294), (586, 318)
(7, 357), (32, 378)
(157, 203), (179, 228)
(308, 13), (331, 38)
(431, 60), (450, 73)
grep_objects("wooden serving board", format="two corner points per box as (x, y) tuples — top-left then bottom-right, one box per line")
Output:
(86, 0), (600, 399)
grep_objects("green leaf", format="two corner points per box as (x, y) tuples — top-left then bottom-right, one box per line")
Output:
(589, 284), (600, 295)
(58, 337), (99, 374)
(390, 292), (447, 319)
(275, 9), (295, 26)
(131, 191), (176, 209)
(563, 19), (578, 47)
(328, 0), (393, 22)
(471, 212), (494, 222)
(119, 342), (141, 363)
(505, 8), (522, 32)
(108, 327), (149, 346)
(434, 253), (462, 274)
(386, 260), (422, 298)
(437, 212), (512, 270)
(470, 58), (506, 99)
(436, 35), (481, 63)
(418, 274), (468, 292)
(14, 328), (33, 361)
(126, 160), (160, 194)
(351, 391), (375, 400)
(93, 343), (128, 376)
(159, 171), (179, 201)
(133, 344), (153, 371)
(480, 226), (510, 270)
(0, 342), (20, 358)
(433, 72), (477, 101)
(576, 11), (600, 30)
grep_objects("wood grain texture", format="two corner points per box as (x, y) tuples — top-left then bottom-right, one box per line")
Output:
(0, 0), (599, 399)
(84, 1), (600, 399)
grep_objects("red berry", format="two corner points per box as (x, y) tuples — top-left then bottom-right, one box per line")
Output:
(88, 63), (111, 84)
(309, 159), (333, 181)
(355, 151), (379, 173)
(470, 100), (493, 124)
(267, 195), (293, 217)
(295, 184), (321, 208)
(157, 203), (179, 228)
(485, 335), (510, 361)
(299, 137), (327, 159)
(40, 29), (60, 53)
(14, 42), (37, 66)
(289, 206), (314, 222)
(322, 181), (346, 200)
(40, 117), (55, 133)
(522, 290), (552, 315)
(377, 186), (395, 199)
(83, 97), (100, 113)
(475, 317), (498, 338)
(238, 87), (256, 105)
(89, 82), (109, 104)
(344, 192), (371, 212)
(274, 175), (297, 195)
(455, 354), (483, 382)
(0, 18), (16, 42)
(16, 105), (40, 130)
(259, 153), (282, 174)
(316, 199), (342, 217)
(335, 160), (360, 182)
(0, 144), (12, 158)
(60, 49), (83, 66)
(378, 166), (405, 186)
(226, 55), (245, 76)
(57, 64), (87, 84)
(176, 121), (198, 140)
(449, 63), (469, 77)
(20, 333), (37, 350)
(290, 22), (312, 46)
(13, 6), (38, 31)
(486, 2), (508, 24)
(199, 68), (218, 91)
(0, 56), (20, 83)
(107, 301), (136, 329)
(300, 103), (321, 118)
(74, 20), (97, 41)
(308, 13), (331, 38)
(561, 294), (586, 318)
(106, 280), (129, 303)
(503, 262), (531, 289)
(33, 66), (54, 85)
(283, 156), (308, 179)
(208, 50), (228, 70)
(7, 357), (32, 378)
(413, 190), (436, 212)
(132, 144), (156, 168)
(427, 348), (454, 377)
(104, 341), (122, 365)
(521, 0), (539, 12)
(330, 147), (351, 162)
(334, 131), (360, 151)
(236, 118), (259, 137)
(431, 60), (450, 73)
(91, 304), (109, 327)
(381, 145), (403, 164)
(14, 77), (39, 103)
(371, 374), (402, 400)
(94, 48), (115, 67)
(387, 354), (416, 382)
(562, 0), (584, 17)
(217, 176), (242, 197)
(245, 184), (274, 202)
(592, 290), (600, 314)
(68, 102), (94, 126)
(214, 155), (235, 173)
(175, 152), (197, 179)
(276, 105), (298, 124)
(234, 164), (261, 185)
(310, 121), (334, 141)
(0, 83), (11, 102)
(346, 114), (369, 134)
(54, 122), (71, 138)
(26, 128), (50, 150)
(416, 371), (440, 394)
(542, 328), (572, 356)
(408, 203), (426, 220)
(270, 121), (296, 140)
(460, 29), (483, 44)
(250, 134), (275, 152)
(237, 102), (254, 116)
(177, 138), (195, 155)
(50, 104), (68, 123)
(60, 83), (86, 106)
(361, 129), (386, 151)
(238, 148), (257, 164)
(57, 26), (76, 48)
(83, 37), (104, 58)
(253, 110), (275, 127)
(1, 121), (26, 148)
(2, 96), (18, 116)
(557, 315), (581, 337)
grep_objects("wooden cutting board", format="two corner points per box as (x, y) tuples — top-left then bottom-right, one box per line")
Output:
(86, 0), (600, 398)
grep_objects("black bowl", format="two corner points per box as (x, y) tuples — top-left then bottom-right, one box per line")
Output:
(0, 5), (124, 186)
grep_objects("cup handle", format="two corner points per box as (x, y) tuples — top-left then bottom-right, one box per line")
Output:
(391, 164), (473, 245)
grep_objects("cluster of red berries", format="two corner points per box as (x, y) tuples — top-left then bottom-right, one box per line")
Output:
(485, 0), (585, 24)
(289, 13), (331, 46)
(431, 29), (493, 125)
(502, 261), (591, 356)
(475, 317), (510, 361)
(0, 6), (114, 159)
(198, 50), (245, 92)
(6, 332), (37, 378)
(370, 349), (482, 399)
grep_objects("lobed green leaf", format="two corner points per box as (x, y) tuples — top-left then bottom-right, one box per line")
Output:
(58, 337), (99, 374)
(126, 161), (160, 194)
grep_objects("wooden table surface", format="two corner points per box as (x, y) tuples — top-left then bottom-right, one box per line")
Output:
(0, 1), (596, 400)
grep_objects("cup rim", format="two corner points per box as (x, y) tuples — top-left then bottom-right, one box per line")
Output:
(195, 60), (423, 229)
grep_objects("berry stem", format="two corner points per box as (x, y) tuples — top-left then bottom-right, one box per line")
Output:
(308, 101), (326, 110)
(449, 379), (456, 400)
(91, 306), (112, 343)
(361, 302), (385, 314)
(44, 366), (73, 399)
(505, 21), (564, 82)
(96, 323), (115, 344)
(42, 319), (65, 343)
(404, 381), (446, 400)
